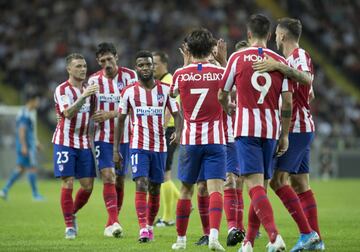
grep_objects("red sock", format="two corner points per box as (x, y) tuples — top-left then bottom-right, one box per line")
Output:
(147, 194), (160, 226)
(176, 199), (191, 236)
(103, 183), (119, 227)
(209, 192), (223, 231)
(249, 186), (278, 243)
(135, 191), (147, 229)
(224, 189), (237, 230)
(236, 189), (244, 230)
(116, 186), (124, 214)
(244, 202), (261, 246)
(73, 188), (92, 214)
(276, 185), (312, 234)
(197, 195), (210, 235)
(61, 188), (74, 228)
(298, 189), (321, 239)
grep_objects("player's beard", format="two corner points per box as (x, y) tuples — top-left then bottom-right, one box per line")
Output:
(139, 71), (153, 82)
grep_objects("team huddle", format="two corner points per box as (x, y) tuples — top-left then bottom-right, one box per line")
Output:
(52, 14), (324, 252)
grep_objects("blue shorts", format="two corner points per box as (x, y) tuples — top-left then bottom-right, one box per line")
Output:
(274, 132), (314, 174)
(225, 142), (241, 176)
(53, 144), (96, 179)
(130, 149), (167, 184)
(16, 150), (37, 168)
(95, 141), (130, 176)
(236, 137), (277, 180)
(178, 144), (226, 184)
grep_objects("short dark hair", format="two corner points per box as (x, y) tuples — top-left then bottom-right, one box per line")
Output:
(235, 40), (250, 51)
(96, 42), (117, 58)
(25, 92), (40, 102)
(152, 51), (169, 64)
(65, 53), (84, 67)
(247, 14), (271, 39)
(185, 28), (216, 59)
(278, 17), (302, 41)
(135, 50), (153, 61)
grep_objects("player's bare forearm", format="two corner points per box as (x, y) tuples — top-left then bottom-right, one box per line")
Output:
(63, 96), (86, 119)
(218, 89), (230, 113)
(172, 111), (183, 144)
(278, 63), (312, 86)
(164, 108), (171, 127)
(113, 114), (126, 152)
(19, 126), (27, 149)
(280, 92), (293, 137)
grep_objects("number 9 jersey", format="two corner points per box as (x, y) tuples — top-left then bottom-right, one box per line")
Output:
(221, 47), (292, 140)
(171, 62), (225, 145)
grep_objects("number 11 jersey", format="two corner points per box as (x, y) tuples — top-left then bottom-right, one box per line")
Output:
(171, 62), (225, 145)
(221, 47), (292, 140)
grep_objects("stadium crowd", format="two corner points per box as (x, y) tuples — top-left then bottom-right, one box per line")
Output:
(0, 0), (359, 143)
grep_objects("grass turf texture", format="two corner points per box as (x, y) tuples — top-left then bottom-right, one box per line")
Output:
(0, 179), (359, 251)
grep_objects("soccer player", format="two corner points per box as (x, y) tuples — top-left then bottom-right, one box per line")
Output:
(52, 53), (98, 240)
(253, 17), (324, 251)
(219, 14), (292, 252)
(0, 92), (44, 201)
(152, 51), (180, 228)
(113, 50), (182, 243)
(170, 28), (226, 251)
(88, 42), (137, 238)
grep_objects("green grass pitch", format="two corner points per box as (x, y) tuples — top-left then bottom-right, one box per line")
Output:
(0, 179), (359, 251)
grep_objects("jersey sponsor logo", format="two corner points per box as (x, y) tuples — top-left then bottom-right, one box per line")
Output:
(79, 103), (91, 113)
(244, 54), (264, 62)
(179, 72), (223, 82)
(98, 94), (121, 103)
(135, 106), (164, 116)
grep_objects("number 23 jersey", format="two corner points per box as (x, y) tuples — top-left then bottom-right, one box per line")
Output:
(221, 47), (292, 140)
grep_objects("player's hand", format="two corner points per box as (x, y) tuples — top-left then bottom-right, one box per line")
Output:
(275, 135), (289, 157)
(113, 150), (123, 170)
(179, 43), (191, 66)
(169, 132), (180, 145)
(213, 39), (227, 67)
(252, 53), (279, 73)
(82, 84), (99, 98)
(226, 101), (236, 116)
(21, 145), (28, 156)
(92, 110), (111, 123)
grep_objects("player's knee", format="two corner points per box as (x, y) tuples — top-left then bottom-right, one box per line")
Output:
(135, 177), (148, 192)
(270, 172), (288, 191)
(197, 181), (208, 196)
(101, 169), (115, 184)
(149, 183), (161, 195)
(224, 173), (236, 189)
(115, 175), (125, 189)
(180, 183), (193, 199)
(62, 177), (74, 188)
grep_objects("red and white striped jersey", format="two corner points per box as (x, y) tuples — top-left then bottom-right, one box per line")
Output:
(286, 48), (315, 133)
(119, 80), (179, 152)
(221, 47), (292, 140)
(223, 112), (235, 143)
(88, 67), (137, 144)
(52, 81), (94, 149)
(171, 62), (225, 145)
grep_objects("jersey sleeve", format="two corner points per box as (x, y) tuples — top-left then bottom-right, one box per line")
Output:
(281, 77), (293, 93)
(119, 88), (130, 114)
(166, 96), (179, 114)
(170, 70), (180, 97)
(221, 52), (239, 91)
(54, 86), (70, 113)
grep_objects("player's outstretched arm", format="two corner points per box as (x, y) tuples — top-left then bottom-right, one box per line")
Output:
(113, 114), (126, 170)
(63, 85), (99, 118)
(252, 54), (312, 85)
(92, 110), (117, 123)
(276, 91), (293, 157)
(170, 111), (183, 145)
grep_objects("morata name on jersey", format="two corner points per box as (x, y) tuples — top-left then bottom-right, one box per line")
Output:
(135, 106), (164, 116)
(179, 72), (223, 82)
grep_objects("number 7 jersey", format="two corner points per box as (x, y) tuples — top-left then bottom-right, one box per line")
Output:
(221, 47), (292, 140)
(171, 62), (225, 145)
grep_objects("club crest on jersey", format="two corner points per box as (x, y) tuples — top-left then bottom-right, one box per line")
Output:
(58, 164), (64, 172)
(117, 81), (125, 90)
(157, 94), (164, 104)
